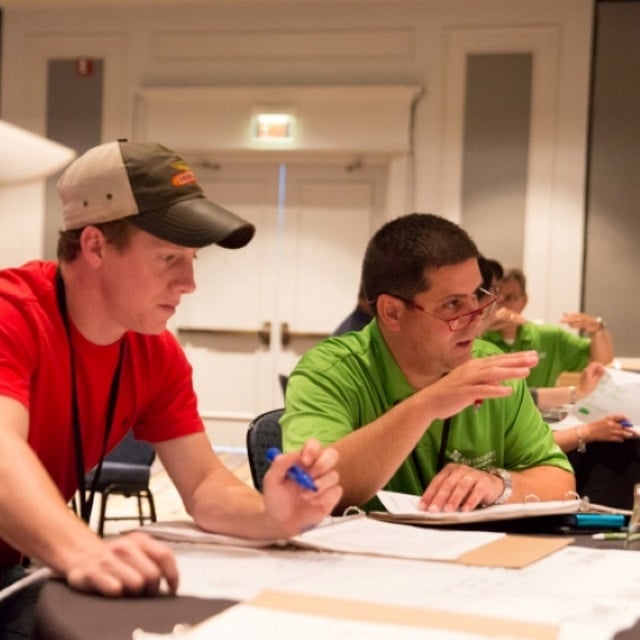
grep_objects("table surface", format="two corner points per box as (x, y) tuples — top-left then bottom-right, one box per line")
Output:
(31, 532), (639, 640)
(32, 580), (236, 640)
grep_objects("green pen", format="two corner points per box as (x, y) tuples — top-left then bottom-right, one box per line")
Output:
(591, 532), (627, 540)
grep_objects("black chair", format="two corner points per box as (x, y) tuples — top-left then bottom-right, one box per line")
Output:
(246, 408), (283, 492)
(278, 374), (289, 398)
(84, 430), (158, 536)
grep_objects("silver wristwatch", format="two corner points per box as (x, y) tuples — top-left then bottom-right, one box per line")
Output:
(487, 467), (513, 505)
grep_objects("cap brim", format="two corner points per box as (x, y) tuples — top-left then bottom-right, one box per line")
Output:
(129, 197), (255, 249)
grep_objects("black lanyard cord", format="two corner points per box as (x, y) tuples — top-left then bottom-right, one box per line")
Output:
(436, 416), (452, 472)
(55, 268), (126, 523)
(410, 416), (452, 490)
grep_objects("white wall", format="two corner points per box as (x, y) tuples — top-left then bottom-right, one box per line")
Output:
(0, 0), (593, 323)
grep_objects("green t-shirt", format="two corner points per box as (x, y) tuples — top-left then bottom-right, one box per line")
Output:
(482, 322), (590, 387)
(281, 320), (571, 511)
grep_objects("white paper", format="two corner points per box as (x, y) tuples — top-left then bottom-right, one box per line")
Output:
(132, 520), (279, 548)
(571, 367), (640, 428)
(168, 543), (640, 640)
(138, 515), (503, 561)
(290, 514), (502, 560)
(374, 491), (582, 524)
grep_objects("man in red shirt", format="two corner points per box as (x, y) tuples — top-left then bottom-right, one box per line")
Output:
(0, 140), (341, 637)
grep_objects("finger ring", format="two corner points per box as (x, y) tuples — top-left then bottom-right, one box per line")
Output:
(463, 475), (474, 482)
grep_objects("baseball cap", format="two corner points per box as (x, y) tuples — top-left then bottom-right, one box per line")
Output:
(57, 140), (255, 249)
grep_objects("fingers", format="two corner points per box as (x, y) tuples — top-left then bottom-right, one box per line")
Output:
(419, 465), (501, 513)
(266, 443), (342, 508)
(494, 308), (526, 325)
(268, 441), (339, 488)
(66, 532), (178, 597)
(456, 350), (539, 388)
(561, 313), (601, 333)
(589, 416), (637, 443)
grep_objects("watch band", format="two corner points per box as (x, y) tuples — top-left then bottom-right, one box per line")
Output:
(592, 316), (606, 334)
(576, 425), (587, 453)
(487, 467), (513, 505)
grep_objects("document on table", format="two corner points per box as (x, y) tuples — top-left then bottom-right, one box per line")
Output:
(138, 515), (504, 561)
(133, 520), (277, 548)
(166, 543), (640, 640)
(571, 366), (640, 428)
(289, 513), (503, 560)
(372, 490), (582, 524)
(132, 589), (557, 640)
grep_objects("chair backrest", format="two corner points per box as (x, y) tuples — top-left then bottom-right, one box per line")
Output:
(106, 430), (156, 467)
(278, 374), (289, 398)
(246, 408), (283, 492)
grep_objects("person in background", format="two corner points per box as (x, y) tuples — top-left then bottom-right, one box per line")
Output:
(282, 213), (574, 514)
(0, 140), (342, 638)
(476, 272), (637, 507)
(478, 255), (503, 298)
(482, 267), (614, 388)
(477, 271), (634, 455)
(332, 279), (373, 336)
(536, 361), (634, 453)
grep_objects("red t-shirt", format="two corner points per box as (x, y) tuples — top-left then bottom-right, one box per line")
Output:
(0, 261), (204, 567)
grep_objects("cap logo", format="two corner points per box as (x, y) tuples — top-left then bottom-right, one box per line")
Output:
(169, 160), (198, 187)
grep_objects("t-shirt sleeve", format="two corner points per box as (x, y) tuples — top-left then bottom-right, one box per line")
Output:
(549, 326), (591, 373)
(281, 365), (357, 452)
(0, 296), (39, 409)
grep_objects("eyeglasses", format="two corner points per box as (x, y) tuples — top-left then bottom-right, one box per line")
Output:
(389, 288), (497, 332)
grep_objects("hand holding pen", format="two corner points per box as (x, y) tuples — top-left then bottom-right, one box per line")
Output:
(260, 442), (341, 538)
(266, 447), (318, 491)
(576, 415), (636, 444)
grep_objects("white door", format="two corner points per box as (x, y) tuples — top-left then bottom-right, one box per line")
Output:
(172, 161), (387, 446)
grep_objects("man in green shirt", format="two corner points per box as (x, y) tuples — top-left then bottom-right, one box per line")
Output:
(482, 268), (614, 388)
(282, 213), (574, 513)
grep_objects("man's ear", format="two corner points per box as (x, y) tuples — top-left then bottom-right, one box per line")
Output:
(79, 226), (106, 267)
(376, 294), (405, 332)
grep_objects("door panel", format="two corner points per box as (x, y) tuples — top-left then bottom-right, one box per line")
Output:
(173, 161), (386, 442)
(174, 165), (280, 418)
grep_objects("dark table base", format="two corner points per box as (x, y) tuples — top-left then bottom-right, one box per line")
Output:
(31, 580), (236, 640)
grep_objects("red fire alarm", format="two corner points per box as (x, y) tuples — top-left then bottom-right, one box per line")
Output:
(76, 58), (94, 77)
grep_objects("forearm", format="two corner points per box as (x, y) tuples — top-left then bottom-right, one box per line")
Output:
(187, 468), (278, 539)
(589, 328), (614, 365)
(0, 432), (103, 573)
(507, 465), (575, 502)
(553, 428), (583, 453)
(333, 394), (438, 511)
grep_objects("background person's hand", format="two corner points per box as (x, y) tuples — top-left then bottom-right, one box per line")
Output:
(560, 312), (603, 335)
(576, 361), (607, 400)
(580, 414), (636, 444)
(485, 306), (528, 331)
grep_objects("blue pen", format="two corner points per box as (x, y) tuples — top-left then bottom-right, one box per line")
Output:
(266, 447), (318, 492)
(619, 419), (634, 428)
